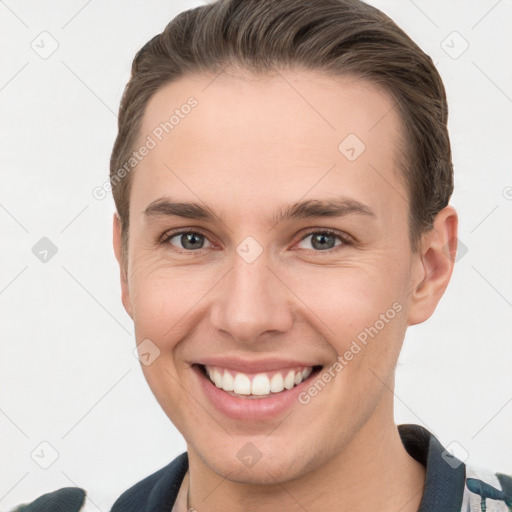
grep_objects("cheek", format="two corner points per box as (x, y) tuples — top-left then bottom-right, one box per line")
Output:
(281, 260), (409, 375)
(128, 265), (208, 429)
(287, 260), (405, 327)
(129, 263), (215, 341)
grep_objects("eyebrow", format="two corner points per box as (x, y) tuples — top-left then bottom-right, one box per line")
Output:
(143, 197), (375, 225)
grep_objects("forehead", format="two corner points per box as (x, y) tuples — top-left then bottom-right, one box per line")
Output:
(132, 69), (407, 224)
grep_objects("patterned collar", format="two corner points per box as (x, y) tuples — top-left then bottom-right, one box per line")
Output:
(399, 424), (466, 511)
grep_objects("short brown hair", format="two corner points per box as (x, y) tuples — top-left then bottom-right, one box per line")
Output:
(110, 0), (453, 257)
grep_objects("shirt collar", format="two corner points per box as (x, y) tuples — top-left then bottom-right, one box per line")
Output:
(399, 424), (466, 511)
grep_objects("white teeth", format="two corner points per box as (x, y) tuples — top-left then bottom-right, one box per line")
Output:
(204, 365), (315, 397)
(233, 373), (251, 395)
(223, 370), (234, 391)
(284, 370), (295, 390)
(251, 374), (271, 395)
(302, 367), (312, 380)
(270, 372), (284, 393)
(213, 369), (223, 388)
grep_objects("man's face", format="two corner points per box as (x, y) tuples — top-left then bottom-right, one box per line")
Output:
(118, 70), (425, 483)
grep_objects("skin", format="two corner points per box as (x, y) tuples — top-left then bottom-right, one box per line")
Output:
(113, 68), (458, 512)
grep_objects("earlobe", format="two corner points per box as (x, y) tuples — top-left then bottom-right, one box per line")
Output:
(407, 206), (458, 326)
(113, 213), (133, 319)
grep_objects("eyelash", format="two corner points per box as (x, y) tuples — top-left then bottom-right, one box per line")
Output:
(159, 228), (353, 254)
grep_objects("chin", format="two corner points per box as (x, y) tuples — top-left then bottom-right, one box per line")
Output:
(192, 436), (327, 486)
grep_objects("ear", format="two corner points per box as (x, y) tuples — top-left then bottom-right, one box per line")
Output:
(113, 213), (133, 319)
(407, 206), (458, 326)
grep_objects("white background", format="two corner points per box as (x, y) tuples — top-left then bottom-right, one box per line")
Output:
(1, 1), (511, 510)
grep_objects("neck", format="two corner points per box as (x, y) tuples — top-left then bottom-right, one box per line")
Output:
(181, 406), (425, 512)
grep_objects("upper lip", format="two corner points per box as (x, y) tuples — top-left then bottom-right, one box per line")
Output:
(194, 356), (322, 373)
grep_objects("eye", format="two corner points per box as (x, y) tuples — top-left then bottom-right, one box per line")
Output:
(296, 229), (350, 251)
(159, 228), (351, 253)
(161, 230), (213, 251)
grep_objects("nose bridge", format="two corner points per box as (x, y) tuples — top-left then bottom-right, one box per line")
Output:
(210, 245), (293, 343)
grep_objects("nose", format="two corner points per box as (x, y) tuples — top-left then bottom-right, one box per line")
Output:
(210, 250), (294, 345)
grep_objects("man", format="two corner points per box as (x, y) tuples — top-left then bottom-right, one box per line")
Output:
(12, 0), (511, 511)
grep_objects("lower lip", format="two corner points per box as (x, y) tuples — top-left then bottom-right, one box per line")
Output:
(193, 365), (321, 422)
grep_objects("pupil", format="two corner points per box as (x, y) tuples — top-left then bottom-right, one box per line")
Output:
(182, 233), (203, 249)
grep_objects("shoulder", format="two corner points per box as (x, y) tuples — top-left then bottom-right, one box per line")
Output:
(9, 487), (86, 512)
(398, 424), (512, 510)
(9, 453), (188, 512)
(110, 452), (188, 512)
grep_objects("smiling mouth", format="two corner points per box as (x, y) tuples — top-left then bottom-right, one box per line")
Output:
(196, 364), (323, 399)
